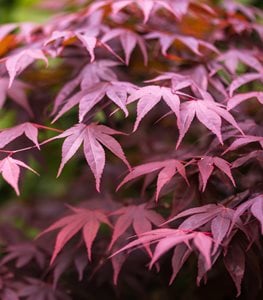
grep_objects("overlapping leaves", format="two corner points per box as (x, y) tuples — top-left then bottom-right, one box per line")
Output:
(112, 228), (214, 284)
(0, 0), (262, 298)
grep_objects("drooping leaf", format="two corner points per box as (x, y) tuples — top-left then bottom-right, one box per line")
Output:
(111, 245), (126, 285)
(5, 49), (48, 87)
(38, 206), (111, 264)
(224, 242), (245, 297)
(193, 232), (212, 270)
(211, 215), (231, 254)
(169, 244), (192, 284)
(0, 157), (38, 195)
(50, 247), (88, 287)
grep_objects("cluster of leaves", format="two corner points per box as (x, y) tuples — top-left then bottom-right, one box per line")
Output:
(0, 0), (263, 299)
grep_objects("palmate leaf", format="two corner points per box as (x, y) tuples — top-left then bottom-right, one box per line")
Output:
(147, 67), (208, 92)
(38, 206), (111, 264)
(44, 30), (97, 62)
(51, 60), (119, 116)
(51, 248), (88, 287)
(52, 80), (137, 123)
(0, 157), (38, 196)
(4, 49), (48, 88)
(217, 49), (263, 74)
(2, 243), (45, 269)
(48, 123), (130, 191)
(145, 77), (243, 145)
(197, 156), (235, 191)
(109, 203), (164, 250)
(112, 0), (214, 22)
(78, 81), (136, 121)
(111, 228), (214, 284)
(89, 0), (191, 23)
(147, 67), (229, 98)
(18, 278), (71, 300)
(166, 204), (242, 254)
(0, 78), (32, 116)
(117, 159), (188, 201)
(101, 28), (147, 65)
(45, 29), (124, 63)
(176, 99), (243, 148)
(146, 31), (218, 56)
(152, 65), (232, 99)
(0, 122), (39, 149)
(127, 86), (180, 132)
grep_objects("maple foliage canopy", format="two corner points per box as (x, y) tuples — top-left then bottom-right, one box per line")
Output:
(0, 0), (263, 299)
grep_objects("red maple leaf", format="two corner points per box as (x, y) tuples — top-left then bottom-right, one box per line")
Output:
(0, 157), (38, 195)
(0, 122), (39, 149)
(5, 49), (48, 87)
(176, 99), (243, 148)
(51, 60), (120, 117)
(127, 86), (180, 131)
(101, 28), (147, 65)
(197, 156), (235, 191)
(111, 228), (214, 284)
(109, 203), (164, 250)
(52, 81), (136, 123)
(117, 159), (188, 201)
(38, 205), (111, 264)
(48, 123), (130, 191)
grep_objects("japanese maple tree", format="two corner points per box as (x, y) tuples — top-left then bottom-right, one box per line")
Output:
(0, 0), (263, 299)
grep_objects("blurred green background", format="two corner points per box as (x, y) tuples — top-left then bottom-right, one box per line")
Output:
(0, 0), (52, 23)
